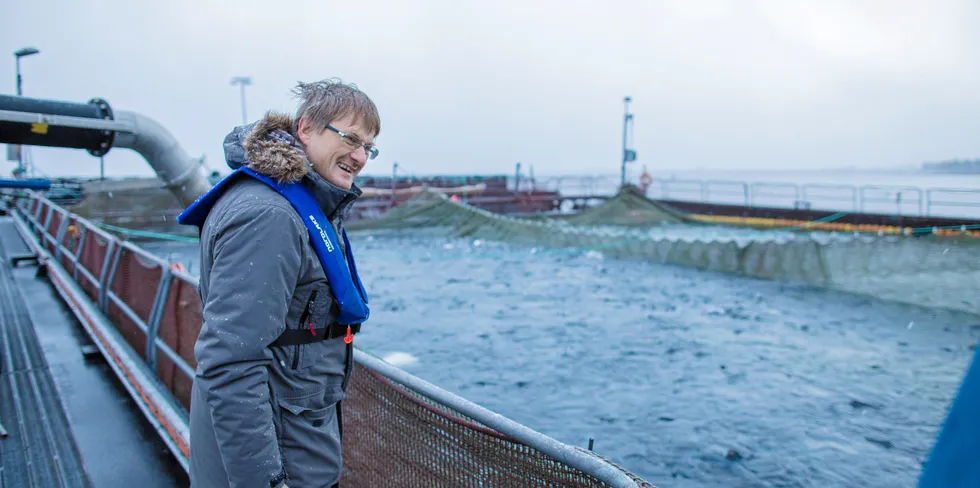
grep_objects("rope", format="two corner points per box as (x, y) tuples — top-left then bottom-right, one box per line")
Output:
(779, 211), (849, 231)
(94, 222), (200, 243)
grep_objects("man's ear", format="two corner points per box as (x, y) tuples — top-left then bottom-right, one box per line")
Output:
(296, 117), (312, 145)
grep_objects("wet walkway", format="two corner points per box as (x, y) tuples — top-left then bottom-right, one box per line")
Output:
(0, 218), (90, 487)
(0, 217), (186, 487)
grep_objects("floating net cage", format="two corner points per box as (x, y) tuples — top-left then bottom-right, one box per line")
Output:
(349, 189), (980, 318)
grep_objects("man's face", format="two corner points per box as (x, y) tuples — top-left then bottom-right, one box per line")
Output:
(297, 114), (376, 190)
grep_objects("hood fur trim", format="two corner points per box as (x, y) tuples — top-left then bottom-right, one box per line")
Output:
(243, 111), (309, 183)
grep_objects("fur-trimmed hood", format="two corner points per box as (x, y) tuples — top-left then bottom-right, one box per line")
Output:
(223, 111), (361, 217)
(223, 111), (309, 183)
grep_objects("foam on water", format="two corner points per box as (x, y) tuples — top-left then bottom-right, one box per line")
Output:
(381, 351), (419, 368)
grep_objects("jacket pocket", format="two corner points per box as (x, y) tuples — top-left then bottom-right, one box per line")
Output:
(295, 283), (338, 371)
(276, 386), (345, 486)
(290, 288), (319, 370)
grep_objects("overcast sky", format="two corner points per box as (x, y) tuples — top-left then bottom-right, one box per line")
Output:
(3, 0), (980, 180)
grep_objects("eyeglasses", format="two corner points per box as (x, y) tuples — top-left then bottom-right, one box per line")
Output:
(325, 124), (379, 160)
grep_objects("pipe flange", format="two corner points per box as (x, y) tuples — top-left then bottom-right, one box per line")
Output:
(87, 97), (115, 157)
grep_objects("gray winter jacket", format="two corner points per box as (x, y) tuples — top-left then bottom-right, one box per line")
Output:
(188, 112), (362, 488)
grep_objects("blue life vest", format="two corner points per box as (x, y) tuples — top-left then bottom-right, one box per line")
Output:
(176, 167), (369, 325)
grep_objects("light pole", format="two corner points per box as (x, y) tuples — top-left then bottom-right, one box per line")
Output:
(13, 47), (40, 177)
(14, 47), (40, 96)
(620, 96), (636, 187)
(230, 76), (252, 125)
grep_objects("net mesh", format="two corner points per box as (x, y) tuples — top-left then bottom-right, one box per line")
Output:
(350, 189), (980, 317)
(340, 367), (655, 487)
(559, 186), (693, 226)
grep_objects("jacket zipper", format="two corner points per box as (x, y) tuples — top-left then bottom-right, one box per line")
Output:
(292, 289), (318, 369)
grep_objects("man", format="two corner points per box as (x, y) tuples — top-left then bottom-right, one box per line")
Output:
(177, 79), (380, 488)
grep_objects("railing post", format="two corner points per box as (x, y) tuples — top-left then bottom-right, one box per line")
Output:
(99, 239), (122, 314)
(145, 268), (174, 371)
(72, 223), (87, 282)
(22, 197), (38, 230)
(31, 196), (43, 224)
(41, 202), (54, 241)
(53, 212), (70, 261)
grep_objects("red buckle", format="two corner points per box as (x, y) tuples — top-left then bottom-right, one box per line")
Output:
(308, 321), (316, 336)
(343, 325), (354, 344)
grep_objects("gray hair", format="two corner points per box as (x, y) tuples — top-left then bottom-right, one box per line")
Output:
(290, 78), (381, 138)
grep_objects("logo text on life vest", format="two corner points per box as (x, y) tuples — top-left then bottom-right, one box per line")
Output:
(308, 215), (334, 252)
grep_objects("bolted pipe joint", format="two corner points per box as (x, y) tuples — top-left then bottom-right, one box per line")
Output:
(0, 94), (212, 207)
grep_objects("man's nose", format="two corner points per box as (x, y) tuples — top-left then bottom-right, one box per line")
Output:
(350, 146), (368, 165)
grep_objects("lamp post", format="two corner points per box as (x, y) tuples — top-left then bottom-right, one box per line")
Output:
(14, 47), (40, 96)
(230, 76), (252, 125)
(620, 96), (636, 187)
(12, 47), (40, 177)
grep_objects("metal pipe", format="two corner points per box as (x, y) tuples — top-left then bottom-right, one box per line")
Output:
(110, 110), (212, 207)
(0, 95), (211, 206)
(0, 178), (51, 190)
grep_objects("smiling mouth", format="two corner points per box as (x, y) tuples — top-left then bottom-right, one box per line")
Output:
(337, 162), (357, 176)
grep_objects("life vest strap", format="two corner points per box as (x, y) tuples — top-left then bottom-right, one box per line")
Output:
(273, 323), (361, 347)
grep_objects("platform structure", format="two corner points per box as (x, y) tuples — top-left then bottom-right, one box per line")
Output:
(0, 217), (188, 488)
(0, 218), (91, 487)
(0, 191), (652, 487)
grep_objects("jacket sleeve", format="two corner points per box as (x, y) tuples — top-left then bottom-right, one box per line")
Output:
(195, 202), (305, 487)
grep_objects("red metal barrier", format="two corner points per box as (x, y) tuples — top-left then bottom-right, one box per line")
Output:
(157, 278), (201, 409)
(76, 227), (111, 302)
(105, 247), (162, 362)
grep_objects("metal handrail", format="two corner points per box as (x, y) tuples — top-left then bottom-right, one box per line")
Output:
(859, 185), (924, 216)
(749, 182), (800, 206)
(536, 174), (980, 218)
(926, 188), (980, 216)
(356, 351), (639, 488)
(802, 184), (859, 211)
(703, 179), (750, 205)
